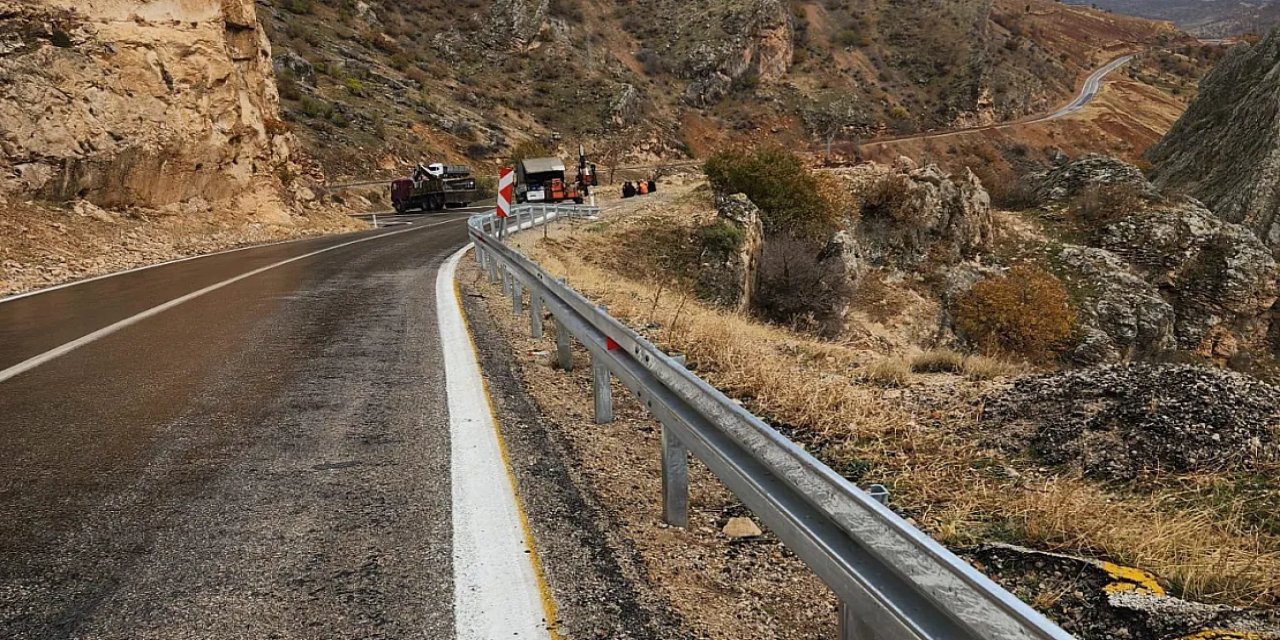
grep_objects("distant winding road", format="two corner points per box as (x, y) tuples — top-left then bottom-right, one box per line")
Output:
(863, 53), (1136, 148)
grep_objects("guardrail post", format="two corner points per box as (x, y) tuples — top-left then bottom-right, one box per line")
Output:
(660, 423), (689, 528)
(591, 356), (613, 424)
(511, 276), (523, 316)
(554, 318), (573, 371)
(529, 292), (543, 339)
(499, 266), (509, 295)
(839, 601), (875, 640)
(488, 255), (498, 283)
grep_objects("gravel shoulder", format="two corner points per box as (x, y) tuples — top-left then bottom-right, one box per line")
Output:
(457, 252), (837, 640)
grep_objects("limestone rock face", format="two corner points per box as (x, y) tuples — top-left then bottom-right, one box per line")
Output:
(859, 164), (993, 269)
(698, 192), (765, 312)
(1053, 245), (1177, 364)
(1097, 202), (1278, 354)
(0, 0), (292, 213)
(1032, 155), (1156, 204)
(1147, 28), (1280, 249)
(682, 0), (793, 106)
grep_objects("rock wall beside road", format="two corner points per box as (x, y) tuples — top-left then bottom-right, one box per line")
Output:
(0, 0), (296, 217)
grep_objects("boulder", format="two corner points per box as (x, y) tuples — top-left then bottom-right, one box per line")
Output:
(1096, 202), (1278, 354)
(680, 0), (793, 106)
(274, 51), (316, 86)
(698, 193), (765, 312)
(1053, 245), (1176, 364)
(1147, 28), (1280, 249)
(858, 164), (993, 269)
(1031, 155), (1156, 204)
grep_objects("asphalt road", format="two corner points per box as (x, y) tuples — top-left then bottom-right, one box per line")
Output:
(862, 53), (1135, 148)
(0, 213), (475, 638)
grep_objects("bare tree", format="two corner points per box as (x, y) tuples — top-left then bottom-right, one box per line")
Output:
(804, 91), (870, 162)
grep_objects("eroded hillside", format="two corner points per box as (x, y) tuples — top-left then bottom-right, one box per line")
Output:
(258, 0), (1190, 178)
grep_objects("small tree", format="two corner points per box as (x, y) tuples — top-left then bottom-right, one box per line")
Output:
(704, 145), (845, 239)
(804, 91), (870, 162)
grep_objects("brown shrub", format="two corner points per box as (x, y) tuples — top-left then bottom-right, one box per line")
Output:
(754, 235), (857, 337)
(952, 265), (1076, 360)
(1070, 183), (1146, 228)
(859, 173), (913, 222)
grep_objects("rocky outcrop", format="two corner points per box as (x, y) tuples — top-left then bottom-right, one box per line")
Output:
(681, 0), (793, 106)
(1096, 202), (1278, 355)
(1053, 245), (1176, 364)
(0, 0), (294, 216)
(698, 193), (765, 311)
(1032, 155), (1157, 204)
(483, 0), (551, 49)
(1147, 28), (1280, 249)
(858, 163), (993, 268)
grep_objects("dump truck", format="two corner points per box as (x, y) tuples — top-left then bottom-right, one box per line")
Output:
(516, 157), (584, 205)
(390, 163), (484, 213)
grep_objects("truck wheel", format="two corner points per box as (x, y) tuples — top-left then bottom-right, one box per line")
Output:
(573, 197), (584, 205)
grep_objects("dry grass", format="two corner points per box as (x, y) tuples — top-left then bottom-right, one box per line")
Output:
(911, 349), (966, 373)
(961, 355), (1026, 380)
(912, 350), (1025, 380)
(861, 358), (912, 387)
(510, 209), (1280, 607)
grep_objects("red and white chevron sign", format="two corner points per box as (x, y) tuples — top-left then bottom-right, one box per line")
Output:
(496, 167), (514, 219)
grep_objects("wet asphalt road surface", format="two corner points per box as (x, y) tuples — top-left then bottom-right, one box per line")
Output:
(0, 213), (472, 638)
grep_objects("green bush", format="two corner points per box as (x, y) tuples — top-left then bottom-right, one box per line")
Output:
(298, 96), (332, 119)
(952, 265), (1076, 360)
(344, 77), (366, 96)
(700, 220), (744, 255)
(704, 146), (844, 239)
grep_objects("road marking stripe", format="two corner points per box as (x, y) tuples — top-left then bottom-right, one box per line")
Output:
(436, 245), (556, 640)
(0, 218), (463, 385)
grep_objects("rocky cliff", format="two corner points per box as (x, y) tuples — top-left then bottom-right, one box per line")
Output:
(1148, 28), (1280, 249)
(0, 0), (296, 217)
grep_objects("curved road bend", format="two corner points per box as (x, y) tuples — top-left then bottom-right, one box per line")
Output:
(863, 53), (1136, 148)
(0, 209), (523, 638)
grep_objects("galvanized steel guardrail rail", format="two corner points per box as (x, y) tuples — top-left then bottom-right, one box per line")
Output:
(468, 203), (1076, 640)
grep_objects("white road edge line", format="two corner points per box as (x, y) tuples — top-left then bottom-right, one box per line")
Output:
(0, 218), (461, 385)
(436, 244), (553, 640)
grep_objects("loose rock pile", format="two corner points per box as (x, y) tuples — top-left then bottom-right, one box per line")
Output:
(984, 363), (1280, 481)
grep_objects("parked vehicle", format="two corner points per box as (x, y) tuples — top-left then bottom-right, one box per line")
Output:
(516, 157), (584, 205)
(390, 163), (484, 213)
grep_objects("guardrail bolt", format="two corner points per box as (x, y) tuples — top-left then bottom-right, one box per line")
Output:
(661, 423), (689, 528)
(867, 484), (890, 506)
(554, 318), (573, 371)
(529, 294), (543, 339)
(591, 356), (614, 424)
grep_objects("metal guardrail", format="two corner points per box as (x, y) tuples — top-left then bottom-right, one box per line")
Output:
(468, 203), (1076, 640)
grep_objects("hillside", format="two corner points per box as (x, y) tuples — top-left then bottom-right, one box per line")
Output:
(1074, 0), (1280, 37)
(257, 0), (1191, 180)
